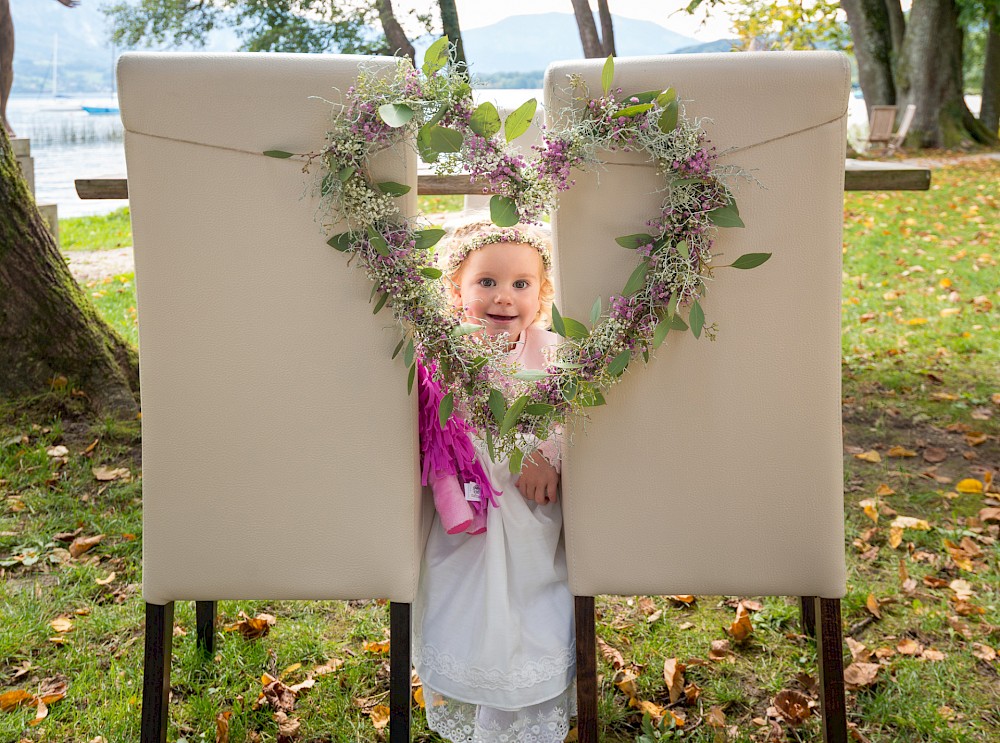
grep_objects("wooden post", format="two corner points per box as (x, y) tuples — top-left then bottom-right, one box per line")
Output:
(816, 597), (848, 743)
(195, 601), (216, 656)
(575, 596), (598, 743)
(390, 602), (411, 742)
(141, 601), (174, 743)
(800, 595), (816, 638)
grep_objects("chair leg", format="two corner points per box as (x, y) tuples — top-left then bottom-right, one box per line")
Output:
(575, 596), (598, 743)
(800, 595), (816, 638)
(389, 602), (411, 742)
(815, 597), (848, 743)
(195, 601), (216, 656)
(141, 601), (174, 743)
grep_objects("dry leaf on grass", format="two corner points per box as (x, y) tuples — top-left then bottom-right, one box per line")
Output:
(956, 478), (984, 494)
(773, 689), (812, 725)
(865, 594), (882, 619)
(92, 466), (131, 482)
(369, 704), (390, 731)
(49, 616), (74, 633)
(887, 446), (917, 458)
(726, 603), (753, 643)
(663, 658), (685, 704)
(972, 643), (996, 662)
(597, 638), (625, 670)
(69, 534), (104, 558)
(225, 612), (276, 640)
(216, 710), (232, 743)
(843, 662), (879, 689)
(0, 689), (35, 712)
(310, 658), (344, 676)
(363, 640), (390, 654)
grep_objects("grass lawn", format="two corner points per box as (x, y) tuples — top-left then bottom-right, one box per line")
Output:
(3, 161), (997, 741)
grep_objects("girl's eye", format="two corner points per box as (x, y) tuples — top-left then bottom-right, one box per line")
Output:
(514, 280), (529, 289)
(479, 278), (495, 287)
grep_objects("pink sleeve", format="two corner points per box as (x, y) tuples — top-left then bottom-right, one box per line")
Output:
(534, 423), (563, 474)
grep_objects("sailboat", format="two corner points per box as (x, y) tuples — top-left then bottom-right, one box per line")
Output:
(82, 41), (120, 115)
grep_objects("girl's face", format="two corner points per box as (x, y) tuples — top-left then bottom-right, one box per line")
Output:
(451, 241), (544, 346)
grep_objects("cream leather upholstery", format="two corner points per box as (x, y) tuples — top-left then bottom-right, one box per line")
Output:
(547, 52), (850, 598)
(119, 53), (422, 604)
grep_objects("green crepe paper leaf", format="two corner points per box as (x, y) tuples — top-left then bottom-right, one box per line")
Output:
(508, 446), (524, 476)
(601, 54), (614, 96)
(562, 317), (590, 340)
(338, 165), (355, 181)
(453, 322), (483, 337)
(263, 150), (294, 158)
(391, 337), (405, 359)
(525, 403), (555, 416)
(658, 100), (678, 133)
(590, 296), (602, 325)
(623, 261), (650, 296)
(403, 338), (415, 368)
(708, 199), (745, 228)
(561, 378), (578, 402)
(689, 300), (705, 339)
(413, 228), (446, 250)
(427, 125), (464, 153)
(656, 87), (676, 107)
(676, 240), (690, 259)
(372, 292), (389, 314)
(367, 227), (390, 256)
(422, 36), (450, 77)
(615, 233), (654, 249)
(485, 425), (496, 463)
(607, 349), (631, 377)
(438, 392), (454, 429)
(377, 181), (411, 196)
(551, 304), (567, 337)
(504, 98), (537, 143)
(377, 103), (414, 128)
(490, 195), (519, 227)
(469, 101), (502, 139)
(611, 103), (653, 118)
(420, 267), (443, 279)
(327, 232), (356, 252)
(730, 252), (772, 269)
(513, 369), (548, 381)
(670, 314), (688, 331)
(652, 318), (671, 349)
(488, 388), (507, 425)
(500, 395), (529, 437)
(407, 362), (416, 394)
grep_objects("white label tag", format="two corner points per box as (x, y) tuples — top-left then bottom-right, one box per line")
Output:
(464, 482), (481, 503)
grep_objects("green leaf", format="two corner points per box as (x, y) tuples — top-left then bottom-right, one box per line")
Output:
(625, 90), (662, 105)
(426, 103), (448, 128)
(601, 54), (614, 96)
(367, 227), (390, 256)
(438, 392), (454, 429)
(320, 173), (336, 196)
(377, 103), (414, 128)
(468, 101), (502, 138)
(413, 228), (446, 250)
(551, 304), (567, 337)
(504, 98), (537, 142)
(670, 314), (688, 331)
(370, 283), (379, 301)
(611, 103), (653, 118)
(561, 378), (578, 402)
(485, 424), (496, 463)
(326, 232), (356, 252)
(422, 36), (450, 77)
(500, 395), (529, 437)
(607, 349), (631, 376)
(623, 261), (649, 296)
(490, 195), (519, 227)
(391, 337), (405, 359)
(525, 403), (555, 416)
(676, 240), (690, 259)
(562, 316), (590, 340)
(690, 300), (705, 339)
(513, 369), (549, 381)
(427, 125), (464, 153)
(453, 322), (483, 337)
(420, 267), (443, 279)
(579, 389), (606, 407)
(407, 362), (416, 394)
(656, 87), (676, 107)
(708, 199), (745, 228)
(376, 181), (411, 196)
(338, 165), (355, 181)
(730, 252), (772, 269)
(658, 100), (678, 133)
(372, 292), (389, 315)
(488, 388), (507, 425)
(508, 446), (524, 475)
(403, 338), (415, 368)
(615, 233), (655, 249)
(417, 124), (439, 163)
(590, 296), (602, 325)
(263, 150), (294, 159)
(652, 318), (671, 349)
(551, 361), (584, 369)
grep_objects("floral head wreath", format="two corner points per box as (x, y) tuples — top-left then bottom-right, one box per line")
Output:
(438, 226), (553, 278)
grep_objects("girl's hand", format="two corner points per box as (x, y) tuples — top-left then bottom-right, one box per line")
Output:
(514, 450), (560, 505)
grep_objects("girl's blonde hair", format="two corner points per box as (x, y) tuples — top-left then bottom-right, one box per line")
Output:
(436, 215), (555, 330)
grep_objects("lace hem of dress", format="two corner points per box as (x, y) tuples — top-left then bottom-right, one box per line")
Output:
(424, 680), (577, 743)
(415, 642), (575, 691)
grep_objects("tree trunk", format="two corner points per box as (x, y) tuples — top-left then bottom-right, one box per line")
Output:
(897, 0), (999, 146)
(981, 13), (1000, 135)
(841, 0), (897, 115)
(0, 127), (139, 416)
(569, 0), (604, 58)
(884, 0), (905, 62)
(375, 0), (414, 63)
(436, 0), (466, 73)
(597, 0), (616, 57)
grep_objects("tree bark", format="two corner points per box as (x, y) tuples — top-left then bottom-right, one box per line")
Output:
(375, 0), (414, 63)
(840, 0), (897, 115)
(596, 0), (616, 57)
(897, 0), (998, 146)
(437, 0), (466, 73)
(0, 127), (139, 416)
(884, 0), (905, 62)
(981, 13), (1000, 134)
(570, 0), (604, 58)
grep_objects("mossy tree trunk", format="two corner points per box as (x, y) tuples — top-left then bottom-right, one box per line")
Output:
(839, 0), (898, 115)
(437, 0), (466, 74)
(981, 13), (1000, 135)
(0, 126), (139, 416)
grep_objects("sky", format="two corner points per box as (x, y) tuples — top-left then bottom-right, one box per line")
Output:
(395, 0), (736, 43)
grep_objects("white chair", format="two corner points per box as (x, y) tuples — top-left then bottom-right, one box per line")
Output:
(546, 51), (851, 742)
(889, 103), (917, 154)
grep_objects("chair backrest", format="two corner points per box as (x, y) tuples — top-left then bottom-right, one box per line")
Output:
(118, 52), (423, 605)
(548, 52), (850, 599)
(892, 103), (917, 147)
(867, 104), (897, 144)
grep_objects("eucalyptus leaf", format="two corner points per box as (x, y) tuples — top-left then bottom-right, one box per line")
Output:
(551, 361), (584, 369)
(513, 369), (548, 381)
(420, 267), (443, 279)
(403, 338), (414, 368)
(623, 261), (649, 296)
(652, 318), (671, 348)
(562, 317), (590, 340)
(426, 103), (449, 128)
(320, 173), (336, 196)
(407, 362), (416, 394)
(676, 240), (690, 259)
(607, 349), (631, 376)
(590, 296), (602, 325)
(391, 337), (405, 359)
(730, 252), (772, 269)
(561, 379), (578, 402)
(376, 181), (411, 196)
(488, 388), (507, 425)
(417, 124), (439, 163)
(580, 390), (606, 407)
(453, 322), (483, 337)
(615, 233), (655, 249)
(626, 90), (662, 105)
(525, 403), (555, 416)
(485, 424), (496, 463)
(689, 300), (705, 339)
(611, 103), (653, 118)
(338, 165), (355, 181)
(642, 349), (650, 363)
(508, 446), (524, 476)
(656, 87), (676, 107)
(500, 395), (529, 437)
(708, 199), (745, 228)
(551, 304), (567, 337)
(469, 101), (502, 139)
(326, 232), (356, 252)
(366, 227), (390, 256)
(601, 54), (614, 95)
(263, 150), (294, 159)
(658, 100), (678, 133)
(670, 314), (688, 331)
(372, 292), (389, 315)
(413, 229), (446, 250)
(490, 195), (519, 227)
(427, 125), (464, 153)
(377, 103), (414, 128)
(422, 36), (450, 77)
(504, 98), (537, 142)
(438, 392), (454, 429)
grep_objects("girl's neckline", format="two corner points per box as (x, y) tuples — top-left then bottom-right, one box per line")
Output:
(506, 328), (528, 361)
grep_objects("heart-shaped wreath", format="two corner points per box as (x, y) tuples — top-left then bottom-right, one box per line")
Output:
(267, 39), (770, 472)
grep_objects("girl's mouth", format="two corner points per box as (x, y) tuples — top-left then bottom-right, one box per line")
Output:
(487, 314), (516, 323)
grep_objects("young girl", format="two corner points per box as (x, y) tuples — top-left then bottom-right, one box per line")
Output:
(412, 218), (576, 743)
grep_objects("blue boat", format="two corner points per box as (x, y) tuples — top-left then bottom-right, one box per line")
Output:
(82, 106), (120, 115)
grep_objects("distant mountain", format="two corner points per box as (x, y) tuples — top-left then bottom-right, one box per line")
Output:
(672, 39), (740, 54)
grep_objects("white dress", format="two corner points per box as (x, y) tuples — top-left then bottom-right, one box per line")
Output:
(413, 329), (577, 743)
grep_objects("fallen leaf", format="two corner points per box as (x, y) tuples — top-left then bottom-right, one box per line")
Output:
(843, 662), (879, 689)
(69, 534), (104, 558)
(922, 447), (948, 463)
(887, 446), (917, 458)
(898, 638), (924, 655)
(225, 612), (276, 640)
(92, 466), (131, 482)
(27, 699), (47, 726)
(865, 594), (881, 619)
(922, 648), (946, 661)
(663, 658), (685, 704)
(846, 637), (871, 662)
(980, 507), (1000, 522)
(597, 638), (624, 670)
(890, 516), (931, 530)
(413, 685), (425, 708)
(363, 640), (390, 654)
(0, 689), (35, 712)
(726, 603), (753, 643)
(684, 681), (702, 704)
(972, 643), (996, 662)
(52, 528), (83, 542)
(860, 499), (879, 523)
(646, 609), (662, 623)
(628, 697), (665, 722)
(956, 478), (984, 494)
(950, 579), (975, 601)
(875, 483), (896, 496)
(46, 445), (69, 458)
(310, 658), (344, 677)
(614, 668), (638, 699)
(49, 616), (74, 633)
(965, 432), (987, 446)
(667, 595), (695, 605)
(288, 679), (314, 694)
(274, 709), (300, 739)
(95, 572), (116, 586)
(708, 639), (734, 662)
(216, 710), (232, 743)
(888, 527), (904, 549)
(773, 689), (812, 725)
(369, 704), (390, 730)
(706, 705), (726, 727)
(855, 450), (882, 463)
